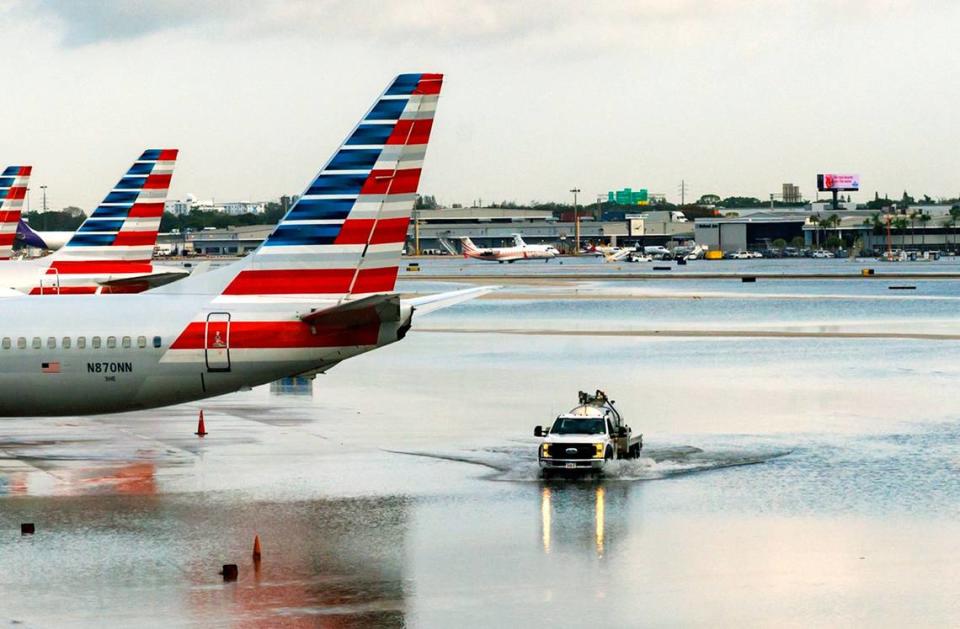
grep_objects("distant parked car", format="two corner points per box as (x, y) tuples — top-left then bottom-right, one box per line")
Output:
(811, 250), (832, 258)
(725, 250), (751, 260)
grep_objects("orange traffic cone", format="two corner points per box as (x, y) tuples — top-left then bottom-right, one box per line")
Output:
(252, 534), (262, 560)
(195, 410), (208, 437)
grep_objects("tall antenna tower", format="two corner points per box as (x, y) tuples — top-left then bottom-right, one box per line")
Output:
(678, 180), (690, 206)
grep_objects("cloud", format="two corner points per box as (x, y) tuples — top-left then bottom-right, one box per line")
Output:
(27, 0), (771, 49)
(30, 0), (253, 46)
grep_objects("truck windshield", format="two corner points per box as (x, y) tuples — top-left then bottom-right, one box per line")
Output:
(551, 417), (606, 435)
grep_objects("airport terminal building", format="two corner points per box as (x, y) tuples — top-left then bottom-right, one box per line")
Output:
(157, 205), (960, 257)
(405, 207), (694, 253)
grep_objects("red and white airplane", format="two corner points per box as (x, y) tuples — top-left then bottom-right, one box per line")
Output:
(460, 234), (559, 263)
(0, 150), (188, 295)
(0, 72), (491, 417)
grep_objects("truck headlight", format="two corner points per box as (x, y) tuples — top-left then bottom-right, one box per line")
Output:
(541, 444), (551, 458)
(593, 443), (604, 458)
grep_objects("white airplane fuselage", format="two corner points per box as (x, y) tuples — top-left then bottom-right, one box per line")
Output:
(464, 243), (559, 262)
(0, 257), (187, 295)
(32, 231), (73, 250)
(0, 291), (410, 416)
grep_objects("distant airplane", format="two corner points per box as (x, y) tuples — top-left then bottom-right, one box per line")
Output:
(0, 150), (188, 295)
(582, 243), (617, 257)
(0, 166), (30, 260)
(460, 234), (559, 262)
(0, 72), (491, 417)
(16, 220), (72, 251)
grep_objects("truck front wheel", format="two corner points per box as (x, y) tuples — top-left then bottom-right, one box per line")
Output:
(605, 447), (614, 461)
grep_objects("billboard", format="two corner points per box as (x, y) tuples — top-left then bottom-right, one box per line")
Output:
(817, 173), (860, 192)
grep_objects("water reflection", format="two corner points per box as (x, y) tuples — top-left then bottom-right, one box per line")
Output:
(0, 471), (28, 496)
(595, 486), (605, 556)
(1, 493), (411, 626)
(541, 487), (551, 553)
(269, 376), (314, 396)
(540, 483), (625, 558)
(0, 462), (157, 496)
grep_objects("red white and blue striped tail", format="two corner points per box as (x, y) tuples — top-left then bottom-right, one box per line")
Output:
(0, 166), (31, 260)
(47, 149), (177, 275)
(219, 73), (443, 299)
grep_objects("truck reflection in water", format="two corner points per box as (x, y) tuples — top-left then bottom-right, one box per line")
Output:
(269, 376), (314, 396)
(540, 483), (630, 557)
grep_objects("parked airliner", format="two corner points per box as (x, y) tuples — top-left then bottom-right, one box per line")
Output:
(0, 151), (187, 295)
(17, 220), (72, 251)
(0, 72), (489, 417)
(460, 234), (559, 262)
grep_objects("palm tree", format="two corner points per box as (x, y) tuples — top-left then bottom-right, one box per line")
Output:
(821, 214), (841, 248)
(810, 215), (820, 248)
(909, 209), (920, 247)
(893, 217), (909, 248)
(864, 214), (881, 253)
(918, 212), (931, 249)
(942, 216), (954, 251)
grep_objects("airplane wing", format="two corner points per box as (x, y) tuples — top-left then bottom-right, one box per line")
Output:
(406, 285), (498, 315)
(97, 271), (189, 292)
(297, 286), (496, 327)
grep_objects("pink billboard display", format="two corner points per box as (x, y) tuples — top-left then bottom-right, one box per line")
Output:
(817, 173), (860, 192)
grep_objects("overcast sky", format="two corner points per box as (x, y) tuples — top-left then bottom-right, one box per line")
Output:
(2, 0), (959, 211)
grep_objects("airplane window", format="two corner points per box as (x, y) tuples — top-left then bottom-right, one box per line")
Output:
(63, 337), (71, 349)
(107, 336), (117, 349)
(92, 336), (102, 349)
(77, 337), (86, 349)
(47, 337), (56, 349)
(137, 336), (147, 349)
(32, 337), (41, 349)
(1, 338), (9, 350)
(153, 336), (162, 348)
(17, 337), (26, 350)
(122, 336), (131, 349)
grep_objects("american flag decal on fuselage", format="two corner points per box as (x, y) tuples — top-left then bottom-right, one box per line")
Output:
(0, 166), (31, 260)
(220, 74), (442, 299)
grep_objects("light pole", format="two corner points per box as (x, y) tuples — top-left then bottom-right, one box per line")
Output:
(40, 185), (48, 212)
(413, 208), (421, 256)
(570, 188), (581, 255)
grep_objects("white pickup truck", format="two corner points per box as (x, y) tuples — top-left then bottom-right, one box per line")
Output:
(535, 390), (642, 475)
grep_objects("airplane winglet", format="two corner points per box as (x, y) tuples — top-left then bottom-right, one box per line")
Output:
(406, 285), (498, 316)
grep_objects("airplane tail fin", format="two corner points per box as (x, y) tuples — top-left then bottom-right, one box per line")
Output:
(162, 74), (443, 301)
(17, 219), (48, 249)
(511, 233), (526, 247)
(48, 150), (177, 274)
(459, 237), (478, 254)
(0, 166), (31, 259)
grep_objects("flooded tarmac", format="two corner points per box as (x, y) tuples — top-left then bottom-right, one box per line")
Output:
(4, 264), (960, 626)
